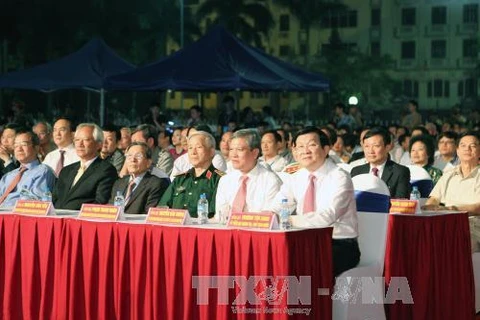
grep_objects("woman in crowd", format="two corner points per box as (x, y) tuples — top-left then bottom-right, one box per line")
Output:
(168, 127), (186, 160)
(409, 134), (442, 185)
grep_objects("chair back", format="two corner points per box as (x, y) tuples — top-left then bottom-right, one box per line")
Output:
(352, 174), (390, 213)
(407, 165), (433, 197)
(357, 211), (389, 270)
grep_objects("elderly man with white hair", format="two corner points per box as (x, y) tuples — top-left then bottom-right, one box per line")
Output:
(53, 123), (117, 210)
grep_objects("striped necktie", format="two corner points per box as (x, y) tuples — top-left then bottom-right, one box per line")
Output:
(0, 166), (28, 205)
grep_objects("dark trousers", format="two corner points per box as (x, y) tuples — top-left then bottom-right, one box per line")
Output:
(332, 238), (361, 277)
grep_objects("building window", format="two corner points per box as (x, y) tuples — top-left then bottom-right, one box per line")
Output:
(371, 9), (381, 26)
(463, 39), (477, 58)
(463, 4), (478, 24)
(321, 10), (358, 28)
(428, 80), (449, 97)
(402, 8), (416, 26)
(279, 14), (290, 32)
(279, 45), (290, 56)
(403, 80), (419, 97)
(371, 42), (380, 56)
(299, 44), (307, 55)
(431, 6), (446, 24)
(460, 78), (478, 97)
(431, 40), (446, 58)
(401, 41), (416, 59)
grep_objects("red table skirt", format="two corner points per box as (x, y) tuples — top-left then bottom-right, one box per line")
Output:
(0, 215), (333, 320)
(385, 213), (475, 319)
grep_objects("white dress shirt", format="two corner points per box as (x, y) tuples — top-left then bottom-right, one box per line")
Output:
(370, 161), (387, 178)
(170, 150), (227, 180)
(43, 144), (80, 175)
(216, 163), (282, 213)
(273, 158), (358, 239)
(258, 155), (288, 172)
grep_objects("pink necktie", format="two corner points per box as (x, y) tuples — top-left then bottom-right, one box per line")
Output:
(55, 150), (65, 176)
(0, 166), (28, 205)
(303, 174), (316, 214)
(232, 175), (248, 213)
(124, 179), (136, 204)
(372, 167), (379, 177)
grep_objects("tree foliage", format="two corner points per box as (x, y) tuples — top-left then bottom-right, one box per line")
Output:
(196, 0), (274, 46)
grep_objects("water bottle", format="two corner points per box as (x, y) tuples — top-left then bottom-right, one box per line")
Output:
(197, 193), (209, 225)
(114, 191), (125, 207)
(279, 198), (291, 230)
(42, 188), (52, 202)
(410, 186), (421, 201)
(19, 185), (31, 200)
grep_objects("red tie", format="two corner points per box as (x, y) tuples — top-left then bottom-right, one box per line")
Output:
(55, 150), (65, 176)
(124, 179), (136, 204)
(372, 167), (379, 177)
(232, 175), (248, 213)
(303, 174), (316, 214)
(0, 166), (28, 205)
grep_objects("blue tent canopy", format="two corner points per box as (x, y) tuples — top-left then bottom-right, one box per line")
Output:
(0, 38), (135, 91)
(106, 26), (329, 92)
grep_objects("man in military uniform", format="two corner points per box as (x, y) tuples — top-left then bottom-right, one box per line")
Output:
(158, 131), (224, 218)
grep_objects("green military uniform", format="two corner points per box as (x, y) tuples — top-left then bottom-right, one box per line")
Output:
(158, 164), (225, 218)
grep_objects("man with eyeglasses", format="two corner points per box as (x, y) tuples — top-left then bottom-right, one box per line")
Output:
(433, 131), (459, 172)
(271, 127), (359, 277)
(423, 131), (480, 252)
(53, 123), (117, 210)
(0, 129), (56, 207)
(110, 142), (169, 214)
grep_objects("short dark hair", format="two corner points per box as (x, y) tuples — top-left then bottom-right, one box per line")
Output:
(409, 100), (418, 110)
(411, 126), (429, 136)
(102, 124), (121, 141)
(293, 126), (330, 148)
(437, 131), (458, 143)
(319, 126), (337, 147)
(457, 131), (480, 147)
(53, 116), (76, 132)
(276, 128), (290, 143)
(262, 130), (282, 143)
(334, 102), (346, 112)
(15, 129), (40, 147)
(190, 105), (202, 114)
(398, 133), (410, 145)
(4, 123), (21, 132)
(363, 127), (391, 145)
(133, 124), (158, 147)
(409, 134), (435, 166)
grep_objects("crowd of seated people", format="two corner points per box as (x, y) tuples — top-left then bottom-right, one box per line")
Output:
(0, 97), (478, 276)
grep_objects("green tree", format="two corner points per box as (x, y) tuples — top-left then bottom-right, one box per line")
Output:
(275, 0), (345, 67)
(196, 0), (274, 46)
(314, 28), (397, 107)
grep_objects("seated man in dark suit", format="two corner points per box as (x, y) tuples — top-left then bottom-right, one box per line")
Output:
(109, 142), (170, 214)
(351, 127), (411, 199)
(53, 123), (117, 210)
(0, 123), (21, 179)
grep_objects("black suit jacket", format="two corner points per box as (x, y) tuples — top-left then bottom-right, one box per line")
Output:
(351, 160), (411, 199)
(109, 172), (170, 214)
(53, 157), (117, 210)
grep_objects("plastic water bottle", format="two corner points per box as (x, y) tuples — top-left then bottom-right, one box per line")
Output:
(280, 198), (291, 230)
(19, 186), (31, 200)
(197, 193), (209, 225)
(42, 188), (52, 202)
(114, 191), (125, 207)
(410, 186), (421, 201)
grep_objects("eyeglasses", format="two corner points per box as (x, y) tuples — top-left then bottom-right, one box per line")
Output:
(14, 142), (32, 148)
(125, 153), (145, 160)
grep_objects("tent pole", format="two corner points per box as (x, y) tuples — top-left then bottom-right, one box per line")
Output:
(100, 89), (105, 126)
